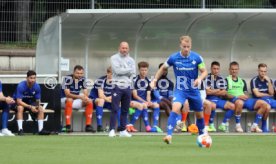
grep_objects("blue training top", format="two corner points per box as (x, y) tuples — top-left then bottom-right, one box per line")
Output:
(156, 76), (174, 99)
(133, 75), (151, 100)
(206, 73), (227, 100)
(89, 75), (113, 99)
(14, 80), (41, 103)
(250, 76), (273, 99)
(61, 74), (87, 98)
(165, 51), (205, 91)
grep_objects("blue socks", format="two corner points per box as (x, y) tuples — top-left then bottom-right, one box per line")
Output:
(130, 109), (142, 125)
(96, 106), (103, 126)
(262, 119), (267, 131)
(196, 118), (205, 135)
(153, 108), (160, 126)
(142, 109), (150, 127)
(254, 114), (262, 124)
(2, 106), (9, 129)
(235, 115), (241, 124)
(222, 110), (234, 123)
(167, 112), (178, 136)
(176, 114), (182, 122)
(209, 110), (216, 124)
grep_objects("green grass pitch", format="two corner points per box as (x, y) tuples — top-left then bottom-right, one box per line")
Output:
(0, 134), (275, 164)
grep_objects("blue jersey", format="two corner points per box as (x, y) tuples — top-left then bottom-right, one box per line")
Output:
(133, 75), (151, 100)
(250, 76), (273, 99)
(199, 79), (206, 91)
(61, 75), (87, 98)
(14, 80), (41, 103)
(206, 73), (227, 100)
(89, 75), (113, 99)
(165, 51), (205, 91)
(156, 76), (174, 99)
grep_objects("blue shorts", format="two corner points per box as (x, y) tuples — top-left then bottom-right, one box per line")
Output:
(261, 98), (276, 109)
(132, 99), (158, 104)
(103, 102), (112, 110)
(208, 98), (227, 110)
(230, 98), (257, 111)
(173, 89), (203, 112)
(93, 99), (112, 110)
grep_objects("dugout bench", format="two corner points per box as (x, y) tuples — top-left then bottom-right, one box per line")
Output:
(0, 84), (61, 133)
(61, 107), (276, 133)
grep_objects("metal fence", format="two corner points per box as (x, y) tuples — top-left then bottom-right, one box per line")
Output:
(0, 0), (275, 46)
(95, 0), (276, 9)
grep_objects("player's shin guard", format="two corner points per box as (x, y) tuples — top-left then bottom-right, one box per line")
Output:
(209, 110), (216, 124)
(204, 113), (210, 126)
(65, 101), (73, 126)
(85, 102), (93, 125)
(222, 110), (234, 123)
(130, 109), (142, 125)
(196, 118), (205, 135)
(167, 112), (178, 136)
(153, 108), (160, 126)
(96, 106), (103, 126)
(142, 109), (150, 126)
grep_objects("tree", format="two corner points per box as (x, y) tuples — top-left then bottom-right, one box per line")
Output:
(0, 0), (31, 42)
(16, 0), (32, 42)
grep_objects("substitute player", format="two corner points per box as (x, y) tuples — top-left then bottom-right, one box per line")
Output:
(15, 70), (50, 135)
(0, 80), (15, 136)
(130, 61), (162, 133)
(226, 61), (270, 133)
(206, 61), (235, 132)
(155, 63), (174, 116)
(151, 35), (208, 144)
(89, 66), (119, 132)
(250, 63), (274, 132)
(61, 65), (95, 133)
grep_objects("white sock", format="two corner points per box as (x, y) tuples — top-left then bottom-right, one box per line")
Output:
(17, 120), (23, 130)
(252, 123), (258, 127)
(221, 122), (226, 126)
(38, 120), (44, 132)
(236, 123), (241, 127)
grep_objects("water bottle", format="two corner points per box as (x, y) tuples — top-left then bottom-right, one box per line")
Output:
(271, 123), (275, 133)
(225, 122), (229, 133)
(247, 122), (252, 133)
(105, 124), (110, 132)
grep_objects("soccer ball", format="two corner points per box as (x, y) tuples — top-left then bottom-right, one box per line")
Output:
(196, 134), (212, 148)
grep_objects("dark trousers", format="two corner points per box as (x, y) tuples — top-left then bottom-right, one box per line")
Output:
(110, 85), (131, 131)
